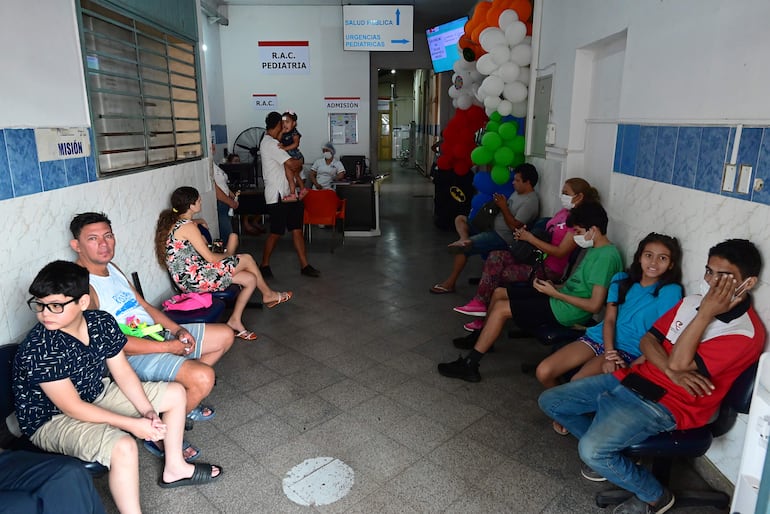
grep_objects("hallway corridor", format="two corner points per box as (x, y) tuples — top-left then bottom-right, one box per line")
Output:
(96, 164), (719, 513)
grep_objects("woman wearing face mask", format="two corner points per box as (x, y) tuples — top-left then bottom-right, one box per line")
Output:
(309, 142), (346, 190)
(454, 178), (600, 331)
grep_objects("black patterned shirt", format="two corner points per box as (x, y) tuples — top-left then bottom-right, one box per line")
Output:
(12, 310), (126, 436)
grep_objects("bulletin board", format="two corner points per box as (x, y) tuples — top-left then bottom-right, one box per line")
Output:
(328, 113), (358, 144)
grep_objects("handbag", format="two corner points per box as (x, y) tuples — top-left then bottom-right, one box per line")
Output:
(471, 200), (500, 233)
(162, 292), (213, 311)
(508, 224), (552, 266)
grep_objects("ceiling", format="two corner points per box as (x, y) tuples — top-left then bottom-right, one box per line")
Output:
(218, 0), (478, 31)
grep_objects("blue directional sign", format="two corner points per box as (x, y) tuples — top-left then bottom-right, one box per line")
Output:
(342, 5), (414, 52)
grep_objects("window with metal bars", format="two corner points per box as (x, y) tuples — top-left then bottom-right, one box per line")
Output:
(79, 0), (202, 174)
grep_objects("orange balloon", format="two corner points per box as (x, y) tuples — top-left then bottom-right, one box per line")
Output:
(471, 1), (492, 24)
(486, 6), (506, 27)
(471, 23), (486, 44)
(526, 20), (533, 36)
(510, 0), (533, 22)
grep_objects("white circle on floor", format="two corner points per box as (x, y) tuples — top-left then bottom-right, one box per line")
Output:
(282, 457), (354, 506)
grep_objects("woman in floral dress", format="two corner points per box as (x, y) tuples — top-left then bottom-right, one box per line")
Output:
(155, 187), (292, 340)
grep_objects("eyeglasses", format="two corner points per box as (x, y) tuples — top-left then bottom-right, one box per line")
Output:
(27, 297), (77, 314)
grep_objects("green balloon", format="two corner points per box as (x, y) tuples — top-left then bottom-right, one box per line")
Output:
(485, 120), (500, 134)
(494, 146), (514, 167)
(504, 138), (518, 150)
(481, 132), (502, 151)
(470, 146), (493, 166)
(511, 153), (526, 167)
(498, 122), (517, 141)
(512, 135), (526, 154)
(491, 165), (510, 185)
(490, 112), (502, 122)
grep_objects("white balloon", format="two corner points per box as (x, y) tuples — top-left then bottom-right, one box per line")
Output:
(475, 53), (498, 76)
(481, 75), (505, 97)
(496, 61), (520, 83)
(512, 100), (528, 117)
(510, 43), (532, 67)
(469, 70), (484, 82)
(490, 44), (511, 66)
(452, 98), (458, 108)
(503, 81), (528, 103)
(479, 27), (506, 52)
(471, 83), (482, 102)
(504, 21), (527, 47)
(485, 105), (497, 117)
(498, 9), (519, 30)
(484, 95), (501, 110)
(457, 95), (473, 110)
(517, 66), (530, 84)
(497, 99), (513, 116)
(448, 85), (460, 99)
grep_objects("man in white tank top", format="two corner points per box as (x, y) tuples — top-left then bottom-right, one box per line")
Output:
(69, 213), (234, 440)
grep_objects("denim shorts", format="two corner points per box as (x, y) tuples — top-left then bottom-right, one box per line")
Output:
(127, 323), (205, 381)
(578, 335), (637, 364)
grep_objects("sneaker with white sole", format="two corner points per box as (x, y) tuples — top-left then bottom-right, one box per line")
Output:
(580, 463), (607, 482)
(612, 488), (675, 514)
(463, 319), (484, 332)
(453, 299), (487, 317)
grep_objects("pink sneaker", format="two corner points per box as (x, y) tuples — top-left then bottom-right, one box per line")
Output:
(463, 319), (484, 332)
(453, 299), (487, 317)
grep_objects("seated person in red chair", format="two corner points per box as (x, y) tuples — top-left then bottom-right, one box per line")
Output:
(539, 239), (765, 514)
(70, 212), (233, 457)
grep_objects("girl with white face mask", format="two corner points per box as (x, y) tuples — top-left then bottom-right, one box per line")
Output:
(453, 178), (600, 328)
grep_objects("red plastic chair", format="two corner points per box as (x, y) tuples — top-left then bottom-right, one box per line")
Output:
(302, 190), (346, 252)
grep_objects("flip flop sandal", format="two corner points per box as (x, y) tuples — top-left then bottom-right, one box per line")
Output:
(158, 462), (223, 488)
(552, 420), (569, 436)
(430, 284), (455, 294)
(144, 440), (201, 462)
(265, 291), (293, 308)
(186, 404), (215, 422)
(234, 329), (258, 341)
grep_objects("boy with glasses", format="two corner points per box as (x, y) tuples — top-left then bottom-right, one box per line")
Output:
(13, 261), (223, 514)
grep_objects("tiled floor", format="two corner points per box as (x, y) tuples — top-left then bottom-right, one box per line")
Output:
(94, 163), (725, 513)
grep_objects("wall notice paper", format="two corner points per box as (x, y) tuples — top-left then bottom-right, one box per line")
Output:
(329, 113), (358, 144)
(34, 128), (91, 162)
(252, 94), (279, 111)
(259, 41), (310, 74)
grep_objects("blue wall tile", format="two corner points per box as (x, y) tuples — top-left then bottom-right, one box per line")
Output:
(619, 124), (640, 175)
(694, 127), (729, 194)
(672, 127), (702, 188)
(0, 131), (13, 200)
(752, 128), (770, 206)
(635, 126), (657, 180)
(40, 160), (68, 191)
(653, 126), (677, 183)
(613, 125), (624, 172)
(5, 129), (42, 197)
(65, 157), (89, 186)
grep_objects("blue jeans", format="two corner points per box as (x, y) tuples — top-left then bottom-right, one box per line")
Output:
(538, 374), (677, 503)
(0, 450), (105, 513)
(464, 230), (509, 256)
(217, 200), (232, 240)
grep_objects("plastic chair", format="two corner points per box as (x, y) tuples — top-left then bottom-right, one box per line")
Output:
(302, 189), (346, 252)
(595, 363), (758, 510)
(0, 344), (108, 477)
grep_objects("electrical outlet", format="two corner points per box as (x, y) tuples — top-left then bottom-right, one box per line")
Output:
(738, 164), (753, 194)
(754, 178), (765, 192)
(722, 164), (737, 192)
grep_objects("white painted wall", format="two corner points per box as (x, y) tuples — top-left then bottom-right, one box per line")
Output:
(219, 5), (371, 163)
(0, 0), (217, 344)
(535, 0), (770, 483)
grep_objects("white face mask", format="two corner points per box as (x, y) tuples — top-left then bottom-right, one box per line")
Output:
(574, 232), (594, 248)
(699, 279), (711, 296)
(323, 152), (332, 159)
(560, 194), (574, 210)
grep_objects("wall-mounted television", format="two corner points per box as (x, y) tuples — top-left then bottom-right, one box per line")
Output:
(426, 16), (468, 74)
